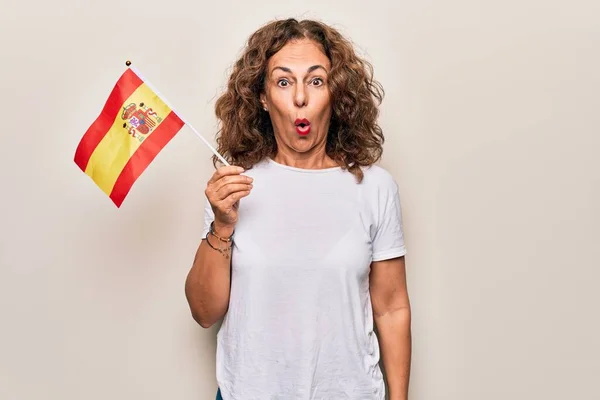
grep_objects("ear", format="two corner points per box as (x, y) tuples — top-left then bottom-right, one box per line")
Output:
(259, 92), (268, 111)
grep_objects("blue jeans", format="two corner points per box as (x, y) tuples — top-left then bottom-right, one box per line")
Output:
(216, 388), (223, 400)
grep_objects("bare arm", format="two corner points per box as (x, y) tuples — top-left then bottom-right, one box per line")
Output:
(370, 256), (412, 400)
(184, 222), (234, 328)
(184, 166), (253, 328)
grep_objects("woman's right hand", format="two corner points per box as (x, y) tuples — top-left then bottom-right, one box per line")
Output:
(205, 166), (253, 233)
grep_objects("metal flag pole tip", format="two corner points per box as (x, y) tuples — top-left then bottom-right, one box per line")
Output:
(125, 60), (132, 66)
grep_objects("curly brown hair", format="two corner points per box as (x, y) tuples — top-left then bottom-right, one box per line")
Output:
(213, 18), (385, 183)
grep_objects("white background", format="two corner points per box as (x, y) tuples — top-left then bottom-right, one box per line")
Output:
(1, 0), (598, 399)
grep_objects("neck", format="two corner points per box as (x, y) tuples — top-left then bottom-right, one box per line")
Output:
(272, 148), (337, 170)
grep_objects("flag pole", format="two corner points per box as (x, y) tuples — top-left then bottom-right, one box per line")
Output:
(125, 60), (231, 167)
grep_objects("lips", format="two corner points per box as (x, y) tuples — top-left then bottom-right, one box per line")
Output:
(295, 118), (311, 136)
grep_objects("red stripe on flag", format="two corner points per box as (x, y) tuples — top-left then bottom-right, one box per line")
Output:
(74, 69), (144, 172)
(109, 111), (184, 207)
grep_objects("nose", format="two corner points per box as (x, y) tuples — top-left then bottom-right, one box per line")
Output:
(294, 84), (307, 108)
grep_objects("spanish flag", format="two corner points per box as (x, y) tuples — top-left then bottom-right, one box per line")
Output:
(74, 67), (185, 207)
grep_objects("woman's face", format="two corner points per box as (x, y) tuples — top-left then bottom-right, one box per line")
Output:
(260, 38), (332, 158)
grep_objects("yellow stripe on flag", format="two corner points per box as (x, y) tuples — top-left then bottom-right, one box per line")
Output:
(84, 83), (173, 195)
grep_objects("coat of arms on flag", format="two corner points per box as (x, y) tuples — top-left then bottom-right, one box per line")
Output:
(74, 66), (185, 207)
(122, 101), (164, 141)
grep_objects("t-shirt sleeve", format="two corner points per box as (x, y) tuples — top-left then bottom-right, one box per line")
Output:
(201, 196), (215, 238)
(371, 178), (407, 262)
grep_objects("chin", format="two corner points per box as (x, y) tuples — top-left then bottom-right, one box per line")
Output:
(291, 137), (316, 148)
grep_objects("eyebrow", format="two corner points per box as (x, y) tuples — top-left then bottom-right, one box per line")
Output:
(271, 65), (328, 76)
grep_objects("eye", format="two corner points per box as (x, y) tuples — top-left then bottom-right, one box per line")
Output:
(277, 79), (290, 87)
(311, 78), (324, 86)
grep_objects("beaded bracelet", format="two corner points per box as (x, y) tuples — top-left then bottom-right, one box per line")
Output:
(209, 221), (234, 243)
(205, 221), (234, 258)
(205, 231), (232, 258)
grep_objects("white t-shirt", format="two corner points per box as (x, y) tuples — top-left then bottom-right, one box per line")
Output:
(202, 158), (407, 400)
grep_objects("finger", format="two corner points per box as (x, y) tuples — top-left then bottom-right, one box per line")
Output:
(223, 190), (251, 210)
(216, 183), (253, 201)
(213, 175), (254, 193)
(207, 165), (245, 185)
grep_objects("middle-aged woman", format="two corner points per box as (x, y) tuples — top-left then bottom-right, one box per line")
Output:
(185, 18), (412, 400)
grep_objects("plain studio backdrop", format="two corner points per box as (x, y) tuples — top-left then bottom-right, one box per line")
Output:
(0, 0), (598, 399)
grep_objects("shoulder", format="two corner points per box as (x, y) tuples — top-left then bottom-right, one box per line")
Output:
(359, 164), (399, 194)
(238, 158), (270, 177)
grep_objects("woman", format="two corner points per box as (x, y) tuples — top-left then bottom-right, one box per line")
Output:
(185, 18), (411, 400)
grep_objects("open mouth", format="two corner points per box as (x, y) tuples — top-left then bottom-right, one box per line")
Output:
(295, 118), (311, 135)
